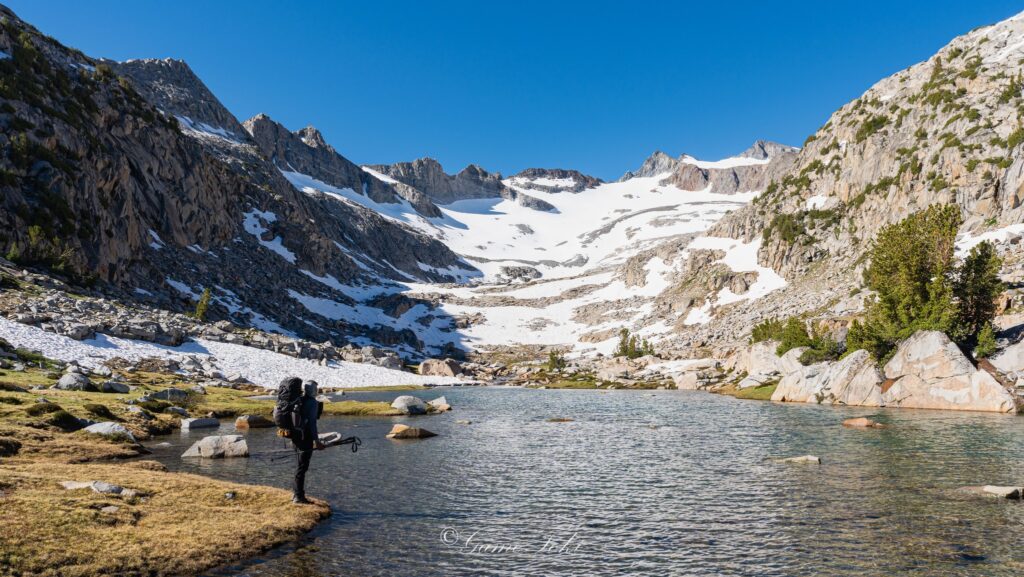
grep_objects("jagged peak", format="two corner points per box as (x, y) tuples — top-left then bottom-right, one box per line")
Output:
(618, 150), (682, 181)
(295, 125), (332, 151)
(738, 140), (799, 160)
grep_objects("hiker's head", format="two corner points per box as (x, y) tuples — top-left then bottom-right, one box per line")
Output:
(280, 377), (302, 396)
(303, 380), (318, 397)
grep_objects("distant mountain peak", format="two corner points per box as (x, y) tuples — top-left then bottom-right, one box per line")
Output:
(738, 140), (800, 160)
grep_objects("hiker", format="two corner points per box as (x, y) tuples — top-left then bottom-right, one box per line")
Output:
(273, 377), (325, 504)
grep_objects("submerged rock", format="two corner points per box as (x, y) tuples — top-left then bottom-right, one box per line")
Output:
(842, 417), (885, 428)
(181, 435), (249, 458)
(774, 455), (821, 464)
(385, 424), (437, 439)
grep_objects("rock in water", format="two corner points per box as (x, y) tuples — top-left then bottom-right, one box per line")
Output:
(53, 373), (94, 391)
(960, 485), (1024, 499)
(83, 422), (137, 443)
(419, 358), (462, 377)
(234, 415), (274, 429)
(842, 417), (885, 429)
(391, 395), (428, 415)
(181, 417), (220, 430)
(427, 396), (451, 412)
(774, 455), (821, 464)
(181, 435), (249, 458)
(385, 424), (437, 439)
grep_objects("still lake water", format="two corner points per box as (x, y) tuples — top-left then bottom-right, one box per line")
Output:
(152, 387), (1024, 577)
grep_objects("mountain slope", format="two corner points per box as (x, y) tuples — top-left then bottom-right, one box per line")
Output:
(0, 6), (475, 354)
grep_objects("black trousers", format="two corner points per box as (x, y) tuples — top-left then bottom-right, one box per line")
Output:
(294, 447), (313, 497)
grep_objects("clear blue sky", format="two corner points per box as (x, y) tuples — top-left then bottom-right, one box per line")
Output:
(7, 1), (1023, 180)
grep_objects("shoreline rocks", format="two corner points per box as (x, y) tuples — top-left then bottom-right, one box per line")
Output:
(385, 424), (437, 439)
(181, 435), (249, 458)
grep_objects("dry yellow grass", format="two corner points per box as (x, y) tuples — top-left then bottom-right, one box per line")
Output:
(0, 368), (346, 576)
(0, 461), (328, 577)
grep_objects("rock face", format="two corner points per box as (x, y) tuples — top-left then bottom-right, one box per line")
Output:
(771, 350), (884, 407)
(509, 168), (602, 193)
(419, 358), (461, 377)
(367, 157), (554, 211)
(0, 8), (473, 354)
(617, 143), (797, 194)
(882, 331), (1017, 413)
(181, 435), (249, 458)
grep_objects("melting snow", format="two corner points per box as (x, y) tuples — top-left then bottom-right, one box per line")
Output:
(242, 209), (296, 263)
(956, 223), (1024, 254)
(680, 155), (771, 170)
(0, 318), (459, 388)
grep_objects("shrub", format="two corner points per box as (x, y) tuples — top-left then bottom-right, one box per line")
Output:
(751, 318), (784, 343)
(546, 350), (567, 371)
(0, 437), (20, 457)
(776, 318), (812, 356)
(0, 396), (23, 405)
(953, 241), (1003, 342)
(856, 115), (889, 142)
(974, 323), (998, 359)
(25, 402), (61, 417)
(83, 403), (117, 420)
(46, 409), (84, 431)
(137, 400), (170, 413)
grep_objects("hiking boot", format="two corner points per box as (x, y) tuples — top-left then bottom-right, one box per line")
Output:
(292, 495), (311, 504)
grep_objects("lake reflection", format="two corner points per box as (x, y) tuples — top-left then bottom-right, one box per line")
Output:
(151, 388), (1024, 577)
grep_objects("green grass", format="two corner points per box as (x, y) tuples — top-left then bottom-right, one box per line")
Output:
(731, 383), (779, 401)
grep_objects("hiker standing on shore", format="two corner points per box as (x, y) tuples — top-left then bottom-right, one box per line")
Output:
(273, 377), (324, 504)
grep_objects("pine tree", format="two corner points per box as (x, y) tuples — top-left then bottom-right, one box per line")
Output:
(954, 241), (1003, 343)
(975, 323), (998, 358)
(776, 317), (812, 356)
(193, 288), (212, 321)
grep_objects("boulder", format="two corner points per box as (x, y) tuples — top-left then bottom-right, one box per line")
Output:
(234, 414), (274, 429)
(842, 417), (885, 428)
(391, 395), (428, 415)
(149, 388), (191, 402)
(165, 407), (189, 417)
(53, 373), (94, 391)
(385, 424), (437, 439)
(771, 350), (883, 406)
(418, 358), (461, 377)
(427, 396), (451, 412)
(98, 380), (130, 394)
(673, 372), (700, 390)
(180, 417), (220, 430)
(60, 480), (125, 495)
(93, 365), (113, 378)
(882, 331), (1017, 413)
(83, 422), (136, 443)
(181, 435), (249, 458)
(990, 340), (1024, 377)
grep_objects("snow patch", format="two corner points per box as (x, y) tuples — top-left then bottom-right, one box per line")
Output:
(242, 209), (296, 264)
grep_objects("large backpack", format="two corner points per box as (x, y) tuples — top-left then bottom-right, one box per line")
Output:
(273, 377), (305, 436)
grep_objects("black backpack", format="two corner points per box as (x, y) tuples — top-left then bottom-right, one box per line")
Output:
(273, 377), (305, 435)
